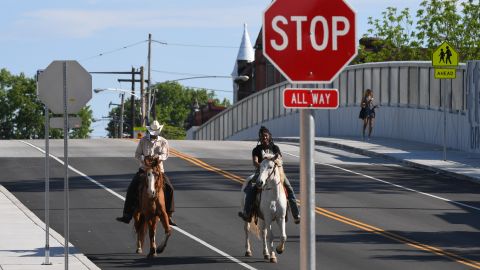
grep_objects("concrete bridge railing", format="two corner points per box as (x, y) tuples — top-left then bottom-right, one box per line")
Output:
(188, 61), (480, 153)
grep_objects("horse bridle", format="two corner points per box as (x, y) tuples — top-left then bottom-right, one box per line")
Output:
(262, 162), (281, 190)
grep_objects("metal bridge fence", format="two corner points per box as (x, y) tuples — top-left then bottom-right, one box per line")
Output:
(190, 61), (473, 150)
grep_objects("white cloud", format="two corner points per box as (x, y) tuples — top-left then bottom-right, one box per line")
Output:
(9, 7), (263, 39)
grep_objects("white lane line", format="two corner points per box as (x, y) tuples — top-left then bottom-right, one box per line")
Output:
(283, 151), (480, 212)
(20, 140), (258, 270)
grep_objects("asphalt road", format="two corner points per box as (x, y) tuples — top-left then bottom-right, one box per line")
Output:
(0, 139), (479, 269)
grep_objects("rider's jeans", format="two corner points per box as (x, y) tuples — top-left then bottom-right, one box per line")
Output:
(243, 180), (257, 217)
(284, 177), (300, 218)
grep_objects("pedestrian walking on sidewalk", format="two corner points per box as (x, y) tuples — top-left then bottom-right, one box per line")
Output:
(360, 89), (377, 140)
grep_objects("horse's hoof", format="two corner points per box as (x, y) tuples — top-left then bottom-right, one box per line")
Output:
(264, 254), (270, 260)
(147, 248), (157, 258)
(276, 246), (284, 254)
(136, 248), (143, 254)
(156, 244), (167, 254)
(270, 257), (277, 263)
(245, 251), (252, 257)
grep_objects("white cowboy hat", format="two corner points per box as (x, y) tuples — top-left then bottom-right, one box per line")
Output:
(146, 120), (164, 136)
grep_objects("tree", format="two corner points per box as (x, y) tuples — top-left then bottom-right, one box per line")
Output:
(107, 81), (229, 139)
(356, 0), (480, 63)
(70, 106), (94, 138)
(0, 68), (94, 139)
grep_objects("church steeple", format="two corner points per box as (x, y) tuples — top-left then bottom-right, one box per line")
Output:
(232, 23), (254, 103)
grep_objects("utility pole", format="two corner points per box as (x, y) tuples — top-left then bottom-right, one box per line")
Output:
(130, 67), (135, 138)
(119, 93), (125, 138)
(90, 70), (142, 138)
(140, 66), (145, 127)
(147, 33), (152, 123)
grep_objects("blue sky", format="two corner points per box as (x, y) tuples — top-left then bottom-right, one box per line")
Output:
(0, 0), (421, 137)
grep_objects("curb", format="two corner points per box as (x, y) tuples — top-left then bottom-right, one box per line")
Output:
(276, 137), (480, 185)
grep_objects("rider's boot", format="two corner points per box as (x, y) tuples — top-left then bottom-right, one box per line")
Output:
(168, 212), (177, 226)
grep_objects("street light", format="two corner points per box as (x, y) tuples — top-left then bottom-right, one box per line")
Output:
(93, 88), (140, 98)
(94, 88), (140, 138)
(149, 75), (250, 119)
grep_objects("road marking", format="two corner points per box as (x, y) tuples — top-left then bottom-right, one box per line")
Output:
(19, 141), (258, 270)
(282, 151), (480, 212)
(170, 147), (480, 269)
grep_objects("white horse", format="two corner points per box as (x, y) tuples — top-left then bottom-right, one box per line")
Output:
(240, 153), (287, 263)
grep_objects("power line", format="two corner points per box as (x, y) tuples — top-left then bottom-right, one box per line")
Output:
(152, 39), (252, 49)
(151, 69), (212, 77)
(182, 85), (232, 93)
(80, 40), (147, 61)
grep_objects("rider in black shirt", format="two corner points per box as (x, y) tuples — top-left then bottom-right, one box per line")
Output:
(239, 126), (300, 224)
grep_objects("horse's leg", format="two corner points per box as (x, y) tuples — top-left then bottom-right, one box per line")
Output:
(275, 217), (287, 254)
(135, 213), (145, 254)
(268, 223), (277, 263)
(155, 189), (172, 254)
(147, 217), (157, 258)
(260, 219), (270, 260)
(155, 188), (171, 234)
(244, 221), (252, 257)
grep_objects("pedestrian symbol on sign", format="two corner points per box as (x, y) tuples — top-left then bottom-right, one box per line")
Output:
(432, 41), (458, 67)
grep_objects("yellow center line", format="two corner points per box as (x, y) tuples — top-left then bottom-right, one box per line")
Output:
(170, 147), (480, 269)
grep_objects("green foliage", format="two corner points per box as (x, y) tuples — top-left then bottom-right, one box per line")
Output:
(70, 106), (94, 138)
(356, 0), (480, 63)
(161, 125), (186, 140)
(0, 68), (94, 139)
(106, 81), (229, 139)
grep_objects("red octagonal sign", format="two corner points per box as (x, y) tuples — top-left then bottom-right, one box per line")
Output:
(263, 0), (356, 84)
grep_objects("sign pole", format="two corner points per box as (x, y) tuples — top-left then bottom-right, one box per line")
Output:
(443, 79), (447, 161)
(62, 61), (70, 270)
(43, 105), (52, 266)
(300, 109), (315, 270)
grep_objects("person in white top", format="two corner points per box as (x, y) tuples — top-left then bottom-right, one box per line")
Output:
(116, 120), (176, 226)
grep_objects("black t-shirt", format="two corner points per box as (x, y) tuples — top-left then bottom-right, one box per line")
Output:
(252, 143), (281, 163)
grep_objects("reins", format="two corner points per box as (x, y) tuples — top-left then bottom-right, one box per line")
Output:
(263, 163), (281, 190)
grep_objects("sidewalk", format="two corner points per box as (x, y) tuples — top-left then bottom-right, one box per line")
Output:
(0, 185), (99, 270)
(278, 136), (480, 184)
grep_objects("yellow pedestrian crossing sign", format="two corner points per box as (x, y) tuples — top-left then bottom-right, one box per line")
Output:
(432, 41), (458, 67)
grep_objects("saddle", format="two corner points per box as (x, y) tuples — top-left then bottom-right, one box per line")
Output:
(251, 185), (289, 224)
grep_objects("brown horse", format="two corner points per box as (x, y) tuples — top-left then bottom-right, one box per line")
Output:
(133, 155), (172, 258)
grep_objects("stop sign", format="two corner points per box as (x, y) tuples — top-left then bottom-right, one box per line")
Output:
(263, 0), (356, 83)
(37, 60), (92, 114)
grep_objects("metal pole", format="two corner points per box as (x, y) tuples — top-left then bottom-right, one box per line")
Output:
(147, 33), (152, 122)
(140, 66), (145, 126)
(62, 61), (69, 270)
(42, 105), (52, 265)
(120, 93), (124, 138)
(300, 109), (315, 270)
(443, 79), (447, 161)
(130, 67), (135, 138)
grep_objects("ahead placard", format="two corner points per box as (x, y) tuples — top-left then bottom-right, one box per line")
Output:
(283, 88), (339, 109)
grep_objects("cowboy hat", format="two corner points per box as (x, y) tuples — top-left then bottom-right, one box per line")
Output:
(146, 120), (164, 136)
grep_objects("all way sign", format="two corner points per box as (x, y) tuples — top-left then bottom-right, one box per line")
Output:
(283, 88), (339, 109)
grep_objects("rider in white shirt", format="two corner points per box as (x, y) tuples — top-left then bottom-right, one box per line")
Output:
(116, 120), (176, 226)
